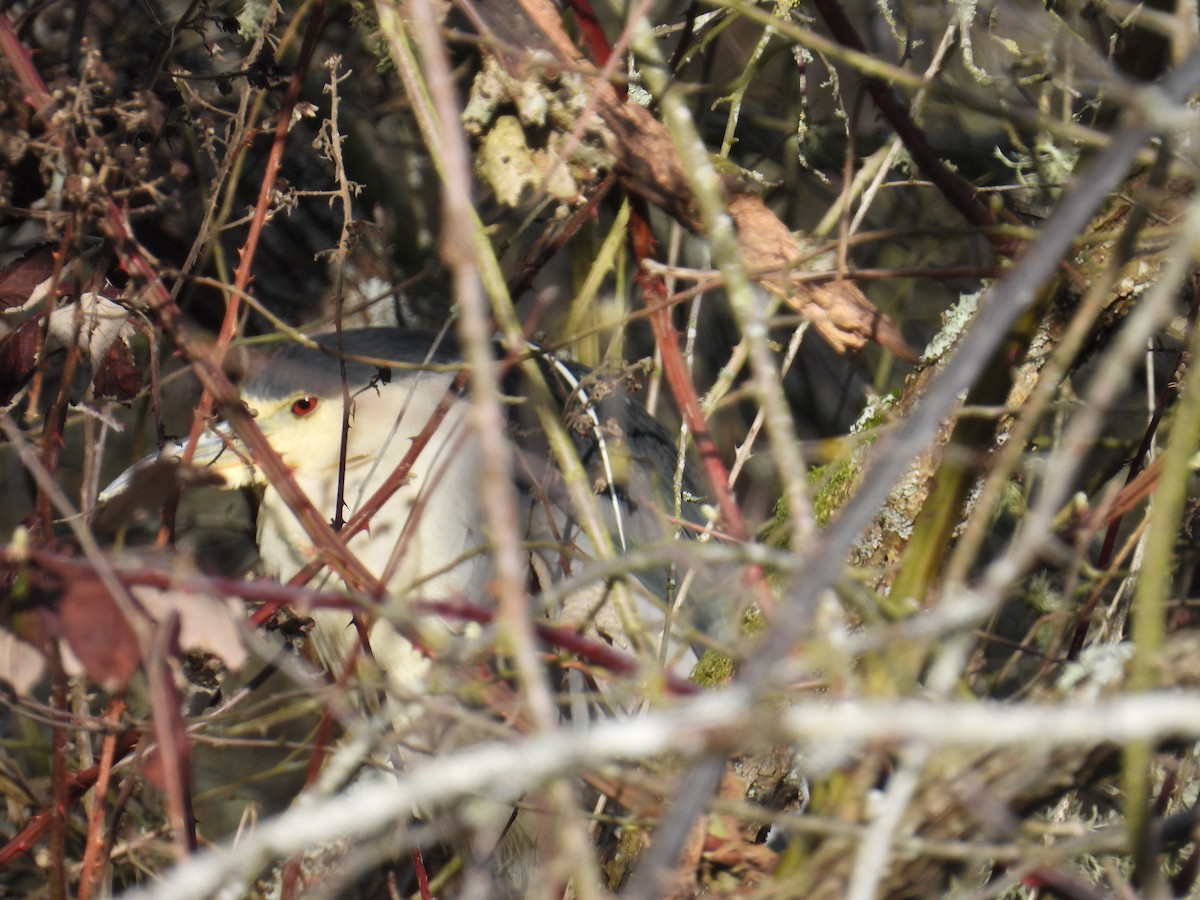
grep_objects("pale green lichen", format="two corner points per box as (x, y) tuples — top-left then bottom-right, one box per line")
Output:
(463, 56), (615, 211)
(921, 290), (981, 365)
(850, 393), (895, 436)
(477, 116), (579, 207)
(462, 55), (554, 132)
(236, 0), (271, 37)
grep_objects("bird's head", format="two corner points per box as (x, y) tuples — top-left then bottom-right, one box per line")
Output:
(99, 329), (461, 503)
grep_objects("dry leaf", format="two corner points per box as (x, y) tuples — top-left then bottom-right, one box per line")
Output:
(133, 585), (247, 671)
(0, 245), (56, 310)
(0, 315), (42, 405)
(0, 627), (46, 695)
(57, 575), (142, 691)
(92, 334), (144, 400)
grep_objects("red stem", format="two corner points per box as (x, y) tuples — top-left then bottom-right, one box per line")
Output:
(181, 0), (329, 467)
(0, 732), (138, 872)
(412, 846), (433, 900)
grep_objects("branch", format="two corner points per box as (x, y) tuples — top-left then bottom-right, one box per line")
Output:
(120, 688), (1200, 900)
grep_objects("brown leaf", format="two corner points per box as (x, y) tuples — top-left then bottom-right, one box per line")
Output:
(0, 246), (56, 310)
(699, 766), (783, 882)
(132, 585), (247, 671)
(57, 575), (142, 691)
(470, 0), (915, 361)
(0, 315), (44, 406)
(726, 193), (917, 363)
(91, 334), (143, 400)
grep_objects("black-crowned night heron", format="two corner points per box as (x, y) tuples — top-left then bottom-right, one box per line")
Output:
(102, 327), (725, 883)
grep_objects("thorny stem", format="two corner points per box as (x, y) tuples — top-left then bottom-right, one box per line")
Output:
(180, 0), (327, 474)
(116, 688), (1200, 900)
(389, 26), (614, 898)
(104, 202), (385, 598)
(750, 49), (1200, 687)
(77, 695), (126, 900)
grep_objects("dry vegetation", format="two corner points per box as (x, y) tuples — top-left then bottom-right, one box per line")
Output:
(4, 0), (1200, 897)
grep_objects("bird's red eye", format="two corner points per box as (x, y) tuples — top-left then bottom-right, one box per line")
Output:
(291, 396), (319, 417)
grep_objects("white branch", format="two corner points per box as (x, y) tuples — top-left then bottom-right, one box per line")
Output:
(121, 687), (1200, 900)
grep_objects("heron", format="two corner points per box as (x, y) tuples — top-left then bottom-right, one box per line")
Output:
(101, 327), (728, 887)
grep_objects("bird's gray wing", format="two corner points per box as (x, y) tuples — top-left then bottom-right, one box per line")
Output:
(508, 347), (734, 684)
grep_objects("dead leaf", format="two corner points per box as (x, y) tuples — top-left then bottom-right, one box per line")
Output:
(697, 764), (782, 884)
(0, 245), (56, 310)
(133, 585), (247, 671)
(0, 315), (44, 406)
(469, 0), (915, 361)
(57, 575), (142, 691)
(0, 278), (142, 405)
(92, 335), (143, 400)
(0, 627), (46, 694)
(45, 291), (137, 363)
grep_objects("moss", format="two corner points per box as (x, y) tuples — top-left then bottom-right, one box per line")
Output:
(741, 605), (765, 636)
(602, 826), (647, 888)
(807, 457), (860, 528)
(801, 397), (895, 531)
(690, 647), (735, 687)
(690, 607), (766, 687)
